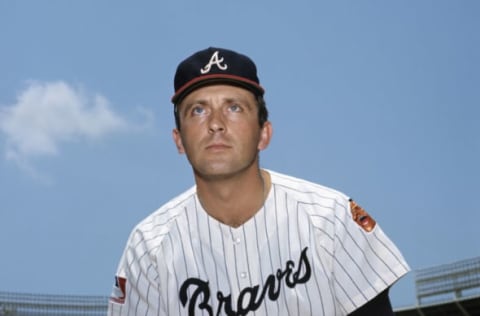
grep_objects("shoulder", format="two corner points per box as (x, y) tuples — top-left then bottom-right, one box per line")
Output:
(268, 169), (350, 209)
(113, 186), (198, 278)
(127, 186), (197, 246)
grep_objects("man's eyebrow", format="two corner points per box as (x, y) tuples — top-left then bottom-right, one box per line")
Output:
(180, 99), (207, 113)
(224, 96), (253, 108)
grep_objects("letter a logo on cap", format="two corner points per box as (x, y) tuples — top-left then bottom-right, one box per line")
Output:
(200, 51), (228, 74)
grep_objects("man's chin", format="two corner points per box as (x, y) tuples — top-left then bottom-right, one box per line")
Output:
(192, 164), (250, 182)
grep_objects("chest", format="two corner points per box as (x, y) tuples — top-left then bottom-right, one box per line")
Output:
(155, 204), (337, 315)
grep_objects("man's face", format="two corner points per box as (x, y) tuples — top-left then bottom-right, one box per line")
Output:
(172, 84), (271, 180)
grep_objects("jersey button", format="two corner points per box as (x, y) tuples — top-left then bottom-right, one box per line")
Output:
(233, 237), (241, 244)
(240, 272), (247, 279)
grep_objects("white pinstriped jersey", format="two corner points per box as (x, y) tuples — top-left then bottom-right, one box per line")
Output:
(108, 170), (409, 316)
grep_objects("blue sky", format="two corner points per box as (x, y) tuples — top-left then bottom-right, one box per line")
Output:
(0, 0), (478, 309)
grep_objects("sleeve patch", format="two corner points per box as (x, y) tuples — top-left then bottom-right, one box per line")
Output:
(110, 276), (127, 304)
(349, 199), (376, 232)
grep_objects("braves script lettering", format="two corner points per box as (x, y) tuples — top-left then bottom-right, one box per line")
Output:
(200, 51), (228, 74)
(179, 247), (311, 316)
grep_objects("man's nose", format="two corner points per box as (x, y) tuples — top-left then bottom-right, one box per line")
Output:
(208, 110), (226, 133)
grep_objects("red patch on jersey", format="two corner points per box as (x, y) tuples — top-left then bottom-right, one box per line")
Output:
(349, 199), (376, 232)
(110, 276), (127, 304)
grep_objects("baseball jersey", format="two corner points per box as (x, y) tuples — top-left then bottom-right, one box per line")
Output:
(108, 170), (409, 316)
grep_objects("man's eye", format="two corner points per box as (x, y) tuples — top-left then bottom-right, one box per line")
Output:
(229, 104), (242, 112)
(192, 106), (205, 115)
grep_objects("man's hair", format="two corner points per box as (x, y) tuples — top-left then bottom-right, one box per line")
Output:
(174, 95), (269, 130)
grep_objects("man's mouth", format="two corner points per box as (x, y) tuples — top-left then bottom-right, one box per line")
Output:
(206, 143), (230, 151)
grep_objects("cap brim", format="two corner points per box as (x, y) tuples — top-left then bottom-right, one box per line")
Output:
(171, 74), (264, 104)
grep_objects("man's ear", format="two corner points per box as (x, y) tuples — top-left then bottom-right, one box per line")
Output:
(258, 121), (273, 151)
(172, 129), (185, 154)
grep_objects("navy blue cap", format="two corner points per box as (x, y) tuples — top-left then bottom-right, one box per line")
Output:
(172, 47), (264, 104)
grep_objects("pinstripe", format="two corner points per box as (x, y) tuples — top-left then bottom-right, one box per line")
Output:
(206, 213), (221, 292)
(286, 194), (302, 316)
(373, 229), (410, 273)
(241, 226), (253, 286)
(175, 212), (192, 279)
(335, 282), (355, 314)
(333, 232), (372, 300)
(194, 199), (208, 284)
(145, 266), (152, 316)
(275, 189), (291, 316)
(229, 226), (242, 293)
(185, 206), (200, 276)
(336, 231), (378, 290)
(165, 233), (181, 315)
(314, 228), (334, 244)
(332, 254), (360, 311)
(160, 240), (168, 315)
(296, 201), (313, 315)
(269, 185), (282, 315)
(357, 231), (397, 284)
(253, 211), (271, 315)
(267, 186), (283, 315)
(220, 221), (236, 299)
(163, 263), (168, 316)
(131, 233), (146, 316)
(309, 224), (329, 316)
(286, 192), (298, 315)
(333, 209), (390, 288)
(366, 234), (400, 278)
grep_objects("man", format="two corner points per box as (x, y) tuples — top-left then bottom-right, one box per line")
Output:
(108, 47), (409, 316)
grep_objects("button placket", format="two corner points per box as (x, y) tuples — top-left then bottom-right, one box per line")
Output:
(231, 230), (249, 285)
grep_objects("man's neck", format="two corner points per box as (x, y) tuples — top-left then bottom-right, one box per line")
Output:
(195, 168), (271, 228)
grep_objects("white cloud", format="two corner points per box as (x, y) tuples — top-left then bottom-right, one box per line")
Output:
(0, 81), (128, 167)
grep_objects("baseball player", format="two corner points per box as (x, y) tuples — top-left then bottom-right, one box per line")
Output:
(108, 47), (409, 316)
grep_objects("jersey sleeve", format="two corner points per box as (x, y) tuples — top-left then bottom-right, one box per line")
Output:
(108, 228), (166, 316)
(331, 198), (409, 314)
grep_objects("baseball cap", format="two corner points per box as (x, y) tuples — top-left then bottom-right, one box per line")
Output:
(171, 47), (265, 104)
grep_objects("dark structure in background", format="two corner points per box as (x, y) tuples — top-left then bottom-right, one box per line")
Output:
(1, 257), (479, 315)
(0, 292), (107, 316)
(396, 256), (480, 316)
